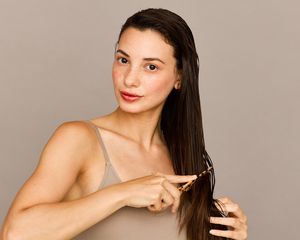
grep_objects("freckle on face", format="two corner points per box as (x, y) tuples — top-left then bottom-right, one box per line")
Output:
(112, 67), (121, 81)
(112, 28), (178, 111)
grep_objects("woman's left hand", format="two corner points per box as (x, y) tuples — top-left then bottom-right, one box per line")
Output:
(209, 197), (248, 240)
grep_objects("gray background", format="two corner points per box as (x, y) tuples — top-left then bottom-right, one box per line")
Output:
(1, 0), (299, 239)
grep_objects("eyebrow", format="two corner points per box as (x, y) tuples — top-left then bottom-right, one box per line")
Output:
(116, 49), (166, 64)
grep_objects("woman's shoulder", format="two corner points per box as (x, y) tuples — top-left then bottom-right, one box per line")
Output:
(54, 119), (104, 148)
(44, 120), (103, 169)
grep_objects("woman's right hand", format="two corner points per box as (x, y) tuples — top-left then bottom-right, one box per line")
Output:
(119, 172), (197, 213)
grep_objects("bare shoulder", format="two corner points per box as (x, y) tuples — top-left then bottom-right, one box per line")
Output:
(41, 119), (109, 184)
(39, 120), (99, 173)
(5, 120), (100, 214)
(47, 120), (95, 146)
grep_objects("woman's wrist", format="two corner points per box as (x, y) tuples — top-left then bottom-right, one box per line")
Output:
(104, 183), (131, 209)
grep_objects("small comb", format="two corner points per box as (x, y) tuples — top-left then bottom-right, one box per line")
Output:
(178, 166), (213, 192)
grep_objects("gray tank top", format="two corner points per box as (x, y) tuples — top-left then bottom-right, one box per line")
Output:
(73, 120), (187, 240)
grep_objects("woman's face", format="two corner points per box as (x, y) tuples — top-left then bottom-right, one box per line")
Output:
(112, 27), (180, 114)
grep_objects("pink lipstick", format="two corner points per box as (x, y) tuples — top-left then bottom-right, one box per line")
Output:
(120, 91), (142, 102)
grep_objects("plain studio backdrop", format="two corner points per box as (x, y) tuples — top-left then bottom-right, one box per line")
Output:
(0, 1), (299, 239)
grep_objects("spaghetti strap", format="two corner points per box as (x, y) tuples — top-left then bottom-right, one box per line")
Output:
(83, 119), (123, 184)
(84, 120), (110, 165)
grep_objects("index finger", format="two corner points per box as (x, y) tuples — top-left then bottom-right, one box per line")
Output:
(154, 172), (197, 183)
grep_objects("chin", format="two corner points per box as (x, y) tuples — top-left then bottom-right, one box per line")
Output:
(118, 102), (144, 114)
(119, 102), (164, 116)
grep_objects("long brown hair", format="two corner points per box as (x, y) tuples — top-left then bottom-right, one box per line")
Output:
(117, 8), (228, 240)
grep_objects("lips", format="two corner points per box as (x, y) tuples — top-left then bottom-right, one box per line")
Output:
(120, 91), (142, 97)
(120, 91), (143, 102)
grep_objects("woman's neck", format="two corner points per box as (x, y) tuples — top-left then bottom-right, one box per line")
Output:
(108, 107), (164, 151)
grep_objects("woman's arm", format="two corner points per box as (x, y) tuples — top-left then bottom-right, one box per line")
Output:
(1, 121), (198, 240)
(2, 185), (126, 240)
(1, 121), (127, 240)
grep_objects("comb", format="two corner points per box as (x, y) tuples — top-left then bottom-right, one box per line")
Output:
(178, 166), (213, 192)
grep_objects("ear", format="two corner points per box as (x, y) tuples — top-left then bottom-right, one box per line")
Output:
(174, 71), (182, 90)
(174, 80), (181, 90)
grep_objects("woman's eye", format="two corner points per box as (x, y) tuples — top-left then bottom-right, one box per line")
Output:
(146, 64), (158, 71)
(117, 57), (128, 64)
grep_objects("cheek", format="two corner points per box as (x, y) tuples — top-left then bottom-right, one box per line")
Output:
(112, 65), (123, 85)
(147, 73), (176, 94)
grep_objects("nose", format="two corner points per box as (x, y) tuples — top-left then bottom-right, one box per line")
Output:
(124, 66), (140, 88)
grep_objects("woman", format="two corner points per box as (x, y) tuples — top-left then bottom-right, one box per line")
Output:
(1, 8), (247, 240)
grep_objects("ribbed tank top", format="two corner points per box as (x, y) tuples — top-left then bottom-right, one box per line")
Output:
(73, 120), (187, 240)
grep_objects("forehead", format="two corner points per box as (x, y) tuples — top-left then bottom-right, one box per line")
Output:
(117, 27), (175, 62)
